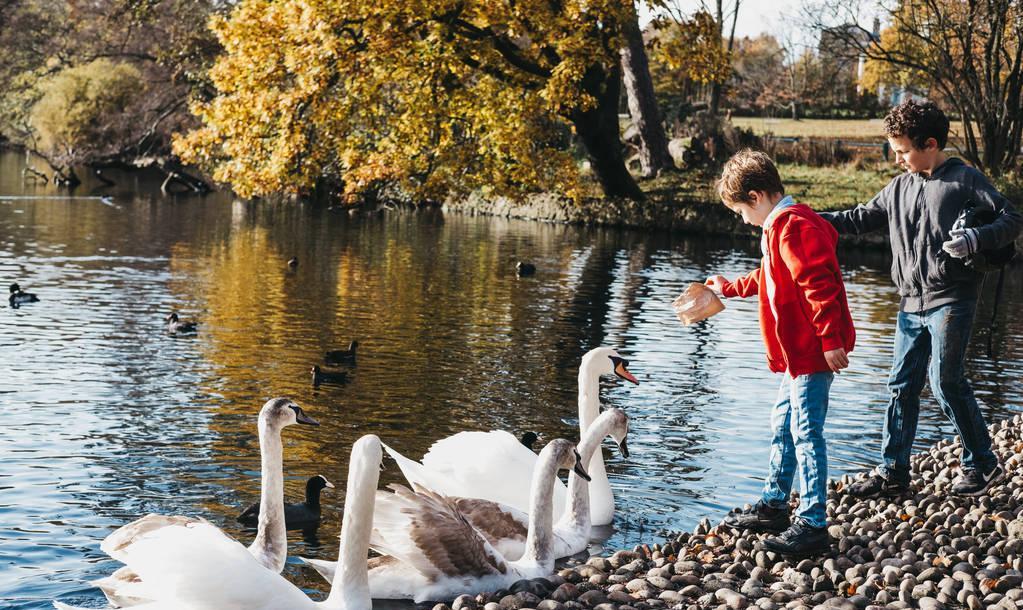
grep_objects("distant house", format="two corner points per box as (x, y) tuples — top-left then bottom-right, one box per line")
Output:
(818, 19), (881, 103)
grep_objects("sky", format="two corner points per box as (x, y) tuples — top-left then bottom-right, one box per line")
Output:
(638, 1), (885, 52)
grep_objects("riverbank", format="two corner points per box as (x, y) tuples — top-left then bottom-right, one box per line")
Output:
(441, 167), (1023, 251)
(433, 414), (1023, 610)
(441, 186), (896, 247)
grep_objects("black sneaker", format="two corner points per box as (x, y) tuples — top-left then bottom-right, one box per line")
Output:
(722, 500), (791, 534)
(951, 464), (1004, 496)
(762, 519), (832, 557)
(846, 469), (910, 498)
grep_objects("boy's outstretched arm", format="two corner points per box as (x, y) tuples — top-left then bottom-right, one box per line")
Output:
(818, 185), (891, 235)
(779, 223), (850, 372)
(706, 268), (762, 298)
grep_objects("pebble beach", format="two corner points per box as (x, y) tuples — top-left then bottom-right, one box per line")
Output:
(430, 414), (1023, 610)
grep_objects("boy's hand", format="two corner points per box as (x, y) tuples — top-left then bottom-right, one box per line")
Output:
(705, 275), (728, 295)
(824, 348), (849, 373)
(942, 227), (981, 258)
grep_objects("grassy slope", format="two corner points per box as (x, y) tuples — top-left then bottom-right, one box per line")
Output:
(731, 117), (969, 142)
(641, 161), (902, 212)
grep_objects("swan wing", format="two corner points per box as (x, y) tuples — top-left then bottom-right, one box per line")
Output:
(451, 497), (528, 560)
(382, 443), (450, 495)
(370, 484), (509, 580)
(297, 556), (336, 582)
(55, 602), (180, 610)
(110, 520), (311, 609)
(100, 514), (202, 563)
(93, 565), (153, 607)
(419, 431), (567, 513)
(298, 498), (528, 585)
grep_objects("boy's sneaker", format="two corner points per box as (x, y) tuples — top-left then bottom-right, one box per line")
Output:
(762, 519), (832, 557)
(722, 500), (791, 534)
(846, 468), (910, 498)
(951, 464), (1004, 496)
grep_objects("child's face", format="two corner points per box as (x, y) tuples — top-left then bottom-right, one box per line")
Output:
(723, 191), (774, 227)
(888, 135), (941, 174)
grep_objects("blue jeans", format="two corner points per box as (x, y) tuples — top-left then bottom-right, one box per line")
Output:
(879, 300), (996, 481)
(762, 372), (833, 529)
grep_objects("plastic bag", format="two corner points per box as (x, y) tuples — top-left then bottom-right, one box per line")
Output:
(672, 282), (725, 326)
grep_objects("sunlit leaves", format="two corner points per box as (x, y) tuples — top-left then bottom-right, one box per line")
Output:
(649, 11), (731, 86)
(174, 0), (636, 202)
(30, 59), (143, 166)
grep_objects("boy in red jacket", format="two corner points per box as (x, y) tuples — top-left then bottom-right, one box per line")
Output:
(705, 150), (855, 556)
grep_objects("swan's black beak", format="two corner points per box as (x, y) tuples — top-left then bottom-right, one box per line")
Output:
(292, 406), (320, 426)
(572, 450), (591, 481)
(613, 358), (639, 385)
(618, 438), (630, 459)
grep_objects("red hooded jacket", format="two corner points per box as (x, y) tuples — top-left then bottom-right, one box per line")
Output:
(721, 203), (855, 377)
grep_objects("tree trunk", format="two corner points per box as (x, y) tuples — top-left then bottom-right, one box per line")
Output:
(570, 65), (644, 201)
(709, 83), (722, 116)
(620, 9), (674, 177)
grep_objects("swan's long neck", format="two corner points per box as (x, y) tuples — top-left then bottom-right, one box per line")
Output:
(521, 446), (561, 565)
(578, 367), (612, 515)
(249, 419), (287, 572)
(562, 411), (616, 530)
(324, 435), (381, 610)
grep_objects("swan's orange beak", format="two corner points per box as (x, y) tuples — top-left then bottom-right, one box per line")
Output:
(615, 360), (639, 385)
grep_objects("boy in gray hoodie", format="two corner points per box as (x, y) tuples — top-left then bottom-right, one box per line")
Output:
(821, 100), (1021, 498)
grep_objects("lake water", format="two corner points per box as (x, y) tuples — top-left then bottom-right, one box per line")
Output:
(1, 150), (1021, 608)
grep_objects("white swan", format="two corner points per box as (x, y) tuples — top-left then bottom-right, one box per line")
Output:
(362, 438), (589, 602)
(55, 434), (383, 610)
(299, 408), (630, 585)
(58, 397), (320, 608)
(387, 347), (637, 526)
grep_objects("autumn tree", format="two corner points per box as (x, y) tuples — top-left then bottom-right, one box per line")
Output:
(809, 0), (1023, 175)
(175, 0), (646, 202)
(648, 9), (732, 124)
(729, 34), (787, 114)
(858, 24), (929, 96)
(0, 0), (221, 185)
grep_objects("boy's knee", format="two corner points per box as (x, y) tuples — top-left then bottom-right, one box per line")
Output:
(930, 374), (968, 404)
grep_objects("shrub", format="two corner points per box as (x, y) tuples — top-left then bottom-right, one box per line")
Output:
(30, 59), (142, 166)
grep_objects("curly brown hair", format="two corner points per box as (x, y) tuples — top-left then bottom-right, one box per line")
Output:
(716, 149), (784, 205)
(884, 100), (949, 150)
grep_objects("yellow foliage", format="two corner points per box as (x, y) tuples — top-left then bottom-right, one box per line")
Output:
(650, 12), (731, 86)
(30, 59), (142, 160)
(859, 18), (928, 94)
(174, 0), (638, 202)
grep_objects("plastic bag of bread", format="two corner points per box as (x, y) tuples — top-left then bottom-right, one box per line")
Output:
(672, 282), (725, 326)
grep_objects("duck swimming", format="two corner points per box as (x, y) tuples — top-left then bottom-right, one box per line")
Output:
(165, 313), (198, 334)
(9, 283), (39, 308)
(237, 475), (334, 530)
(516, 261), (536, 277)
(324, 340), (358, 365)
(311, 365), (347, 386)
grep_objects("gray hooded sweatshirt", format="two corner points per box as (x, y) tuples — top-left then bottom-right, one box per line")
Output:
(820, 157), (1022, 312)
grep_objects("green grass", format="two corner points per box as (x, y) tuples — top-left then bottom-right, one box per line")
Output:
(640, 161), (901, 211)
(731, 117), (969, 142)
(781, 162), (901, 210)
